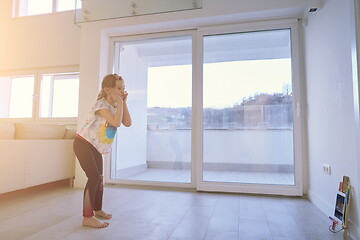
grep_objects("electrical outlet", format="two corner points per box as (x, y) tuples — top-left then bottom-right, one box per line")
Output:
(323, 163), (331, 175)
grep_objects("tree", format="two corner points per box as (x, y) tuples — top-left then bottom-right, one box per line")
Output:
(240, 92), (292, 106)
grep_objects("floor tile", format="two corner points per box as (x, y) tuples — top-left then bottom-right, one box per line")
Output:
(203, 229), (238, 240)
(0, 184), (351, 240)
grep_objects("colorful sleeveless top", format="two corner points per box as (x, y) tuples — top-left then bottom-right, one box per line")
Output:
(78, 98), (117, 154)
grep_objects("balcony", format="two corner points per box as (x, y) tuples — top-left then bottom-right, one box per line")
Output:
(112, 126), (294, 186)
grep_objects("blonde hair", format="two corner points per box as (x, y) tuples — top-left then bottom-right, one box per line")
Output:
(97, 74), (123, 100)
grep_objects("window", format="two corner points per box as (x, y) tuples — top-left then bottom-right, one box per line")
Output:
(21, 0), (53, 16)
(0, 70), (79, 120)
(14, 0), (81, 17)
(39, 73), (79, 118)
(0, 75), (35, 118)
(147, 65), (192, 130)
(57, 0), (81, 12)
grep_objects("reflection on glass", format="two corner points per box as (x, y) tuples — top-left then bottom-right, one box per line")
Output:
(203, 29), (295, 185)
(111, 36), (192, 184)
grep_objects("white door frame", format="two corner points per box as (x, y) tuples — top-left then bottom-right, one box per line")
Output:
(195, 19), (304, 196)
(105, 19), (305, 196)
(105, 30), (197, 189)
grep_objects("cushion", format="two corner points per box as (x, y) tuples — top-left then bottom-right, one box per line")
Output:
(15, 123), (66, 139)
(0, 123), (15, 139)
(64, 127), (77, 139)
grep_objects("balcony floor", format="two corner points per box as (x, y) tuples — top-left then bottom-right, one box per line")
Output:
(116, 168), (294, 185)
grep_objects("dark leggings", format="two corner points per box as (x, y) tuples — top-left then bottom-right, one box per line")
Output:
(73, 136), (104, 217)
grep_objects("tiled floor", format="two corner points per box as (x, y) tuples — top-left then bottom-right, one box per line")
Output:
(0, 182), (347, 240)
(117, 169), (294, 185)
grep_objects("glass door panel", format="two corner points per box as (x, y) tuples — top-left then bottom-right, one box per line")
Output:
(110, 35), (192, 184)
(202, 29), (295, 186)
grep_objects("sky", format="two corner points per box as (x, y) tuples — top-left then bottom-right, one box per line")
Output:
(5, 58), (291, 118)
(147, 58), (292, 108)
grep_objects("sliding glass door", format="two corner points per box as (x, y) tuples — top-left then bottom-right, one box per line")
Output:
(202, 30), (294, 184)
(107, 20), (303, 195)
(108, 33), (193, 186)
(196, 21), (303, 195)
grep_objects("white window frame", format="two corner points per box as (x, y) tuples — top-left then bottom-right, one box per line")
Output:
(0, 70), (37, 122)
(0, 66), (79, 124)
(38, 72), (80, 120)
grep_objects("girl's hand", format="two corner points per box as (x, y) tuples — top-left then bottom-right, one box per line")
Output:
(122, 91), (128, 103)
(112, 92), (123, 105)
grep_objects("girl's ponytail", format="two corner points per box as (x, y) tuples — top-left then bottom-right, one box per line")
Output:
(97, 89), (106, 100)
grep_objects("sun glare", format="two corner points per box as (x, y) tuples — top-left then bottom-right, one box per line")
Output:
(147, 59), (291, 108)
(9, 77), (34, 118)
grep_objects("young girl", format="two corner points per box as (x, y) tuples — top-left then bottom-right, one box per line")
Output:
(73, 74), (131, 228)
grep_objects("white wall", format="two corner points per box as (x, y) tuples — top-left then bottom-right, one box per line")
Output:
(303, 0), (360, 238)
(75, 0), (308, 188)
(0, 0), (80, 71)
(5, 0), (360, 237)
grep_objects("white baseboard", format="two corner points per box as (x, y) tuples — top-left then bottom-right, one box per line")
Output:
(348, 219), (360, 240)
(308, 189), (333, 217)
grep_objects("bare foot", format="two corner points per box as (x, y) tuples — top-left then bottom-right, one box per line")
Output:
(82, 216), (109, 228)
(95, 210), (112, 220)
